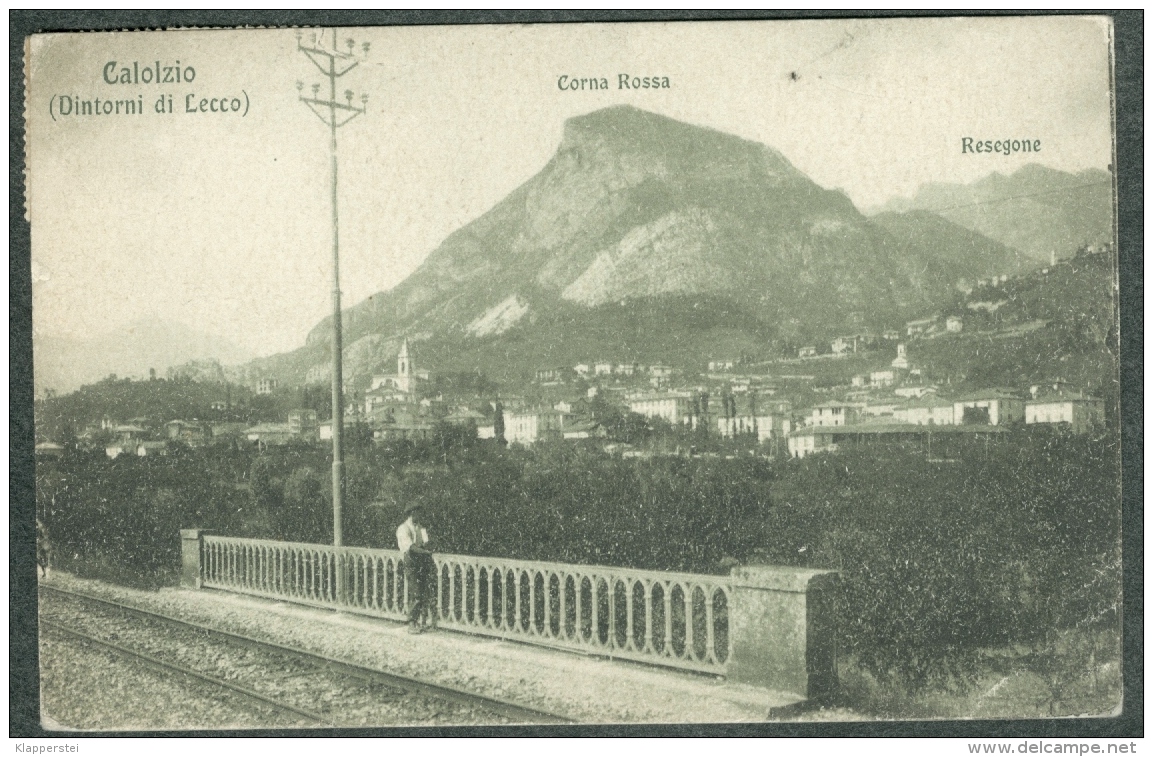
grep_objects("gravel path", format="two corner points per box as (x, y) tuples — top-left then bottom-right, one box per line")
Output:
(41, 573), (799, 725)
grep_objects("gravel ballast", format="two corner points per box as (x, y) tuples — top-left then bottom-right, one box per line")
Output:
(40, 572), (800, 727)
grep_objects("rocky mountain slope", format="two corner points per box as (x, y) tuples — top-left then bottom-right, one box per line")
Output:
(869, 164), (1113, 264)
(252, 106), (1030, 386)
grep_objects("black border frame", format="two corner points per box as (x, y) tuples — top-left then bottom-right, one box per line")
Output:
(9, 9), (1143, 739)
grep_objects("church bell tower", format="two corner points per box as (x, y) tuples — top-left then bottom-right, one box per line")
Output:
(397, 338), (412, 393)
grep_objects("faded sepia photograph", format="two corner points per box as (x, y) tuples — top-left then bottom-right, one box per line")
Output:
(25, 15), (1121, 729)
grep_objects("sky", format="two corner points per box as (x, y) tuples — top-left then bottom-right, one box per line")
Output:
(26, 16), (1114, 357)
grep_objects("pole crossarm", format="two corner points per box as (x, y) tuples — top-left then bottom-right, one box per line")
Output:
(299, 97), (366, 128)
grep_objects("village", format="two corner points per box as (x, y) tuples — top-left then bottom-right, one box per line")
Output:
(40, 304), (1105, 465)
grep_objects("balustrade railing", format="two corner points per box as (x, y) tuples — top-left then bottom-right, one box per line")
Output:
(199, 535), (731, 674)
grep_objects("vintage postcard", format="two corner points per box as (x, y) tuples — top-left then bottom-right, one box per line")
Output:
(25, 15), (1122, 730)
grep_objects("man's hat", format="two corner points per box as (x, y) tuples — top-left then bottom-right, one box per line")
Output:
(404, 502), (424, 516)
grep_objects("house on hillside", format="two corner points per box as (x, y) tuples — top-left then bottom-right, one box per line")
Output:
(798, 346), (817, 358)
(212, 422), (248, 440)
(953, 390), (1026, 426)
(256, 378), (278, 395)
(708, 360), (735, 373)
(805, 401), (865, 428)
(831, 335), (865, 355)
(894, 384), (937, 399)
(573, 363), (591, 377)
(905, 316), (940, 339)
(536, 367), (567, 383)
(862, 398), (901, 419)
(245, 423), (295, 447)
(716, 413), (791, 443)
(870, 370), (897, 388)
(505, 408), (571, 445)
(287, 409), (319, 441)
(946, 316), (964, 333)
(594, 361), (614, 376)
(135, 441), (168, 457)
(374, 420), (434, 442)
(1025, 392), (1105, 434)
(318, 418), (356, 441)
(562, 419), (607, 440)
(111, 424), (149, 444)
(788, 423), (1005, 459)
(894, 396), (956, 426)
(627, 391), (696, 426)
(166, 420), (208, 444)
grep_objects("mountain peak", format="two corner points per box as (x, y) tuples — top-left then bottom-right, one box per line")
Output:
(558, 105), (802, 184)
(869, 163), (1113, 262)
(286, 108), (1031, 387)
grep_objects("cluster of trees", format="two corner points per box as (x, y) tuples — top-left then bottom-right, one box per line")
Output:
(763, 429), (1120, 696)
(37, 447), (251, 587)
(38, 424), (1120, 705)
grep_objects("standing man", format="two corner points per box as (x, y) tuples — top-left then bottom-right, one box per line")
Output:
(397, 504), (437, 633)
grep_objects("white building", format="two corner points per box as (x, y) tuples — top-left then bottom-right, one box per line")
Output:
(628, 391), (695, 426)
(716, 414), (791, 443)
(594, 362), (614, 376)
(831, 335), (864, 355)
(894, 397), (956, 426)
(256, 378), (278, 395)
(953, 390), (1026, 426)
(505, 409), (570, 445)
(862, 399), (901, 419)
(1025, 394), (1105, 434)
(708, 360), (735, 372)
(806, 402), (865, 428)
(894, 385), (937, 399)
(946, 316), (964, 333)
(798, 346), (817, 358)
(905, 317), (939, 338)
(870, 370), (897, 388)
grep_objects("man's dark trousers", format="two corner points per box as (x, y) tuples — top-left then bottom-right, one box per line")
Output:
(405, 552), (437, 625)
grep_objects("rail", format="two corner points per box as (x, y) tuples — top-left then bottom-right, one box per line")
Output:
(198, 534), (731, 674)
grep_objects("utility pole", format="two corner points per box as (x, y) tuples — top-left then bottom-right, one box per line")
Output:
(296, 29), (369, 586)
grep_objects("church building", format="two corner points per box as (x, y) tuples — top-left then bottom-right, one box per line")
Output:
(365, 339), (429, 414)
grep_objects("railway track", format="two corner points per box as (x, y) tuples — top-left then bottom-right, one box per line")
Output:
(42, 620), (331, 727)
(40, 585), (576, 727)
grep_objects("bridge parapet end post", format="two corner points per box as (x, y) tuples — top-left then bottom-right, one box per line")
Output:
(180, 529), (212, 589)
(728, 565), (839, 700)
